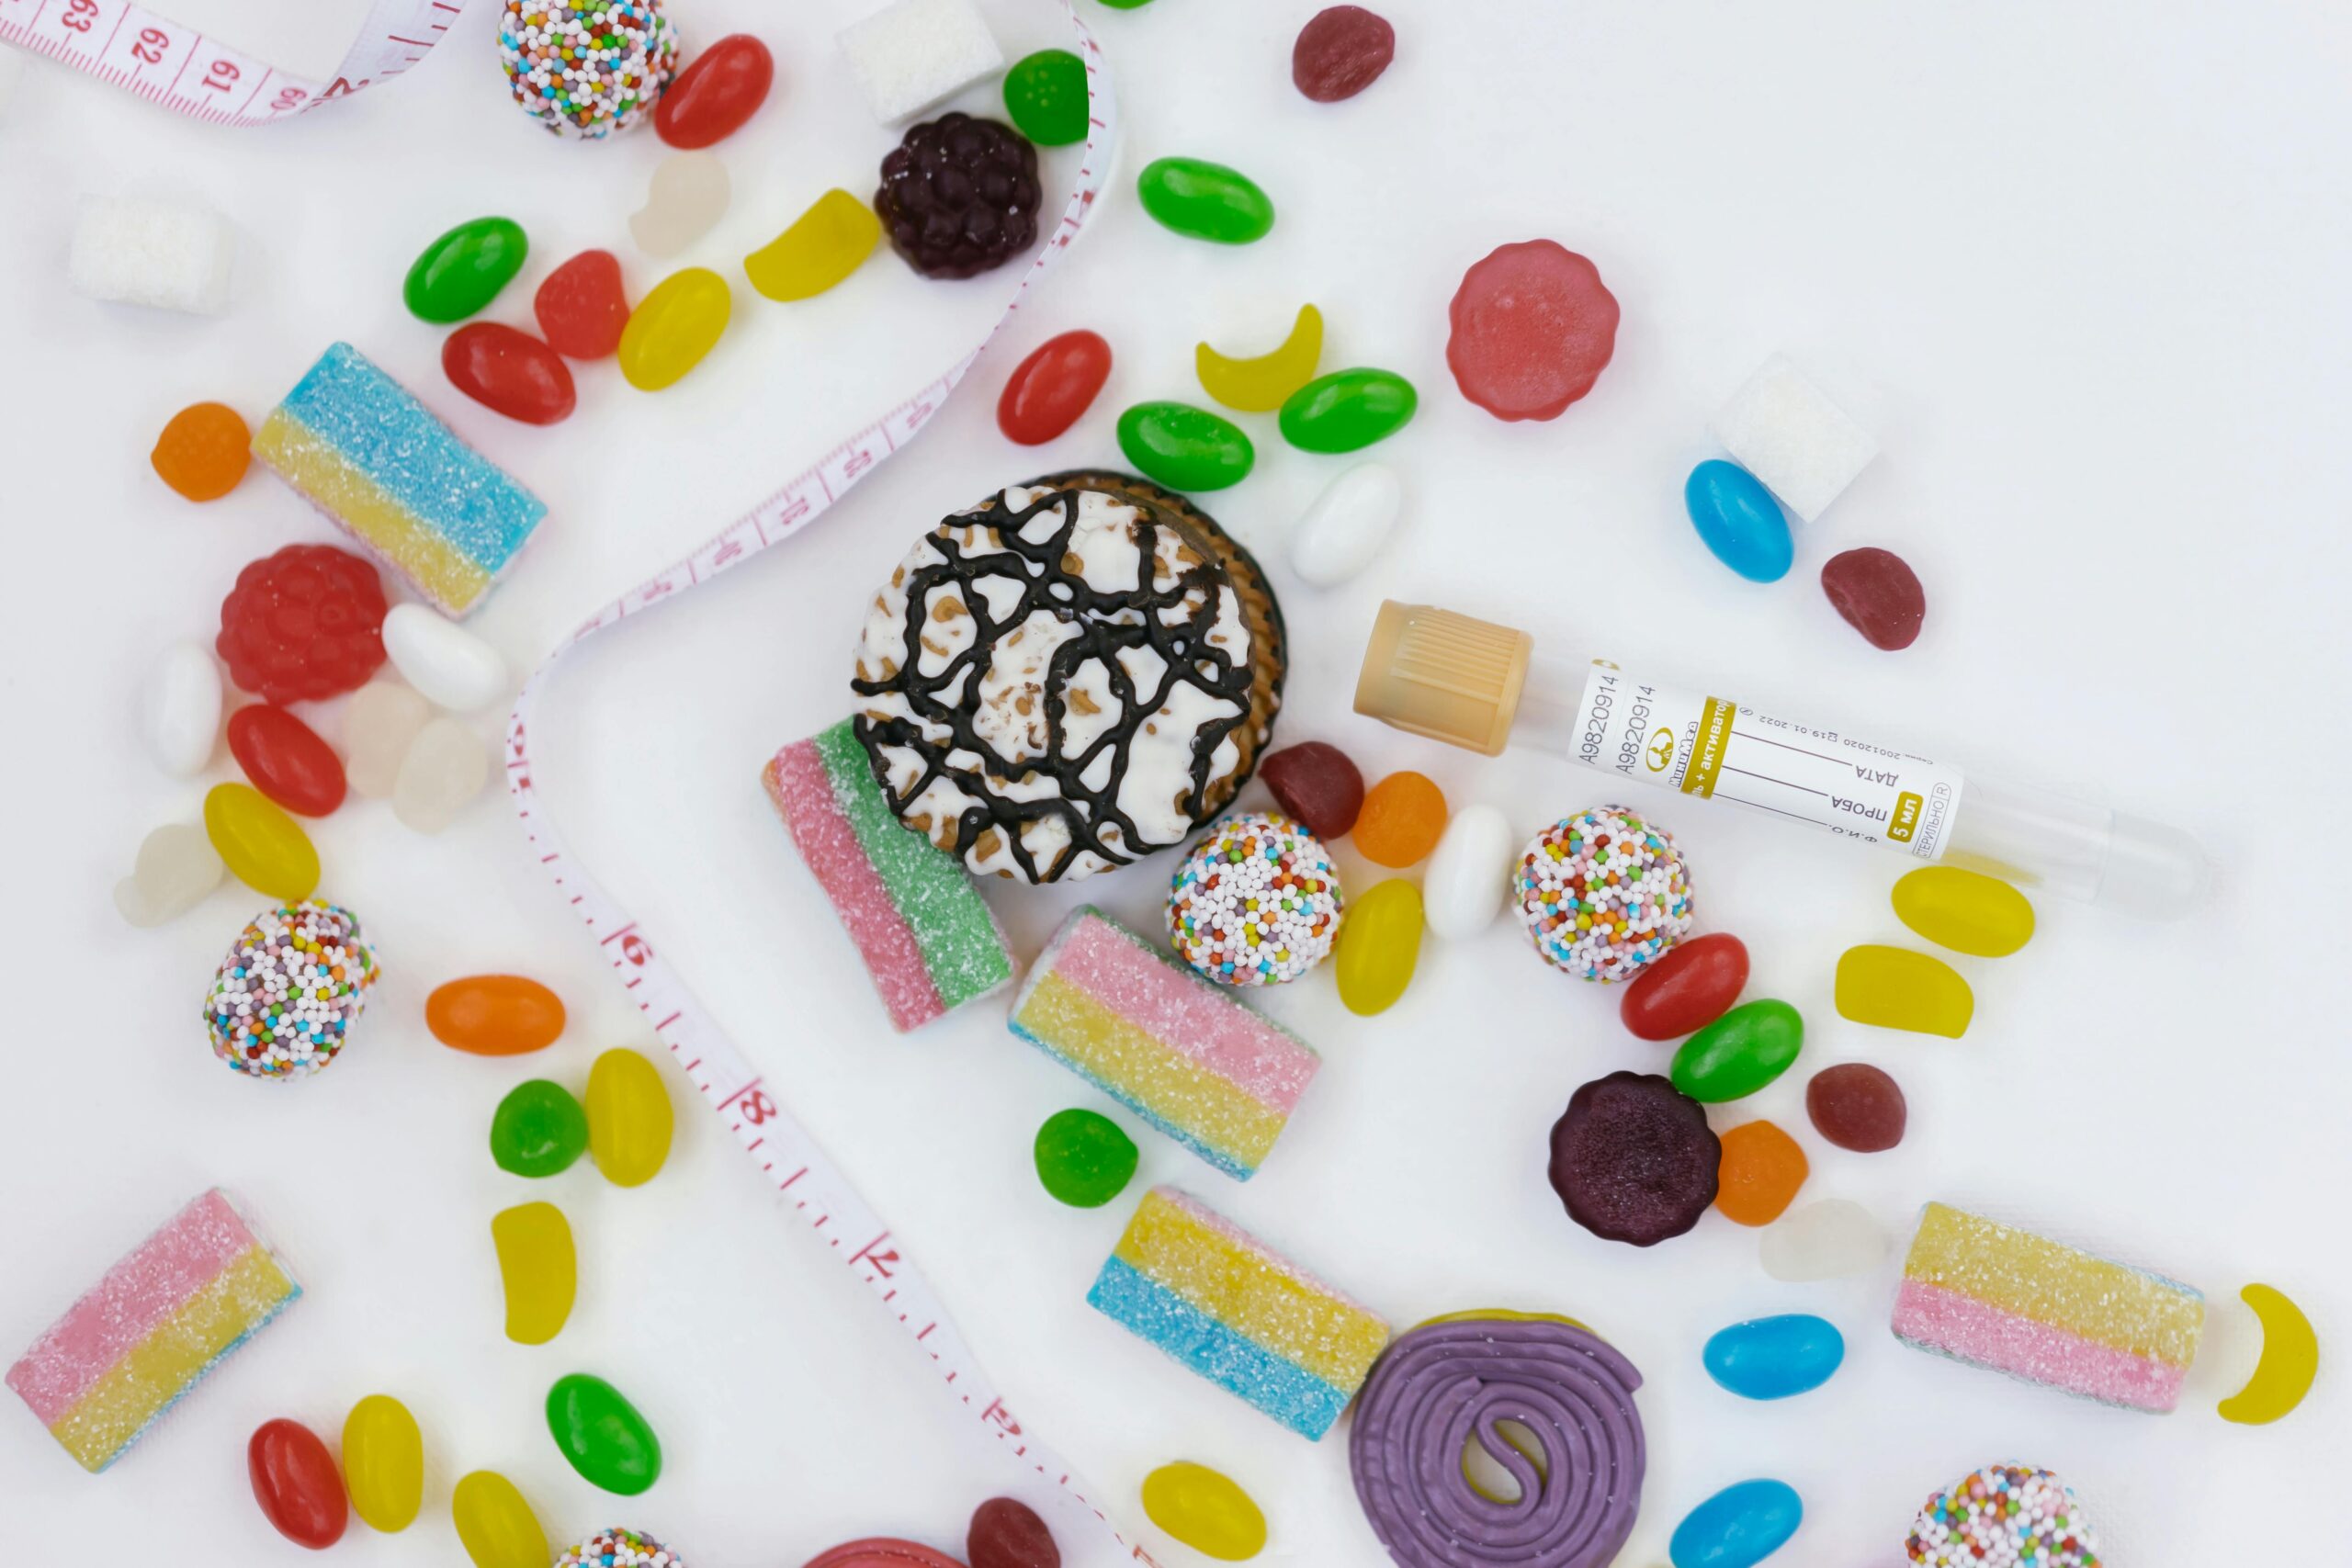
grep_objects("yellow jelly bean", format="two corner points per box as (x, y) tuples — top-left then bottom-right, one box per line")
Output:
(1195, 303), (1322, 413)
(2218, 1283), (2319, 1426)
(1833, 944), (1973, 1038)
(1335, 878), (1423, 1017)
(1142, 1461), (1267, 1562)
(1891, 865), (2035, 957)
(618, 266), (731, 391)
(491, 1201), (575, 1345)
(743, 188), (883, 302)
(341, 1393), (423, 1532)
(451, 1470), (548, 1568)
(202, 782), (320, 900)
(586, 1046), (673, 1187)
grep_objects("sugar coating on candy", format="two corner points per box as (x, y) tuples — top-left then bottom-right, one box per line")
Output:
(1709, 353), (1878, 523)
(498, 0), (679, 140)
(205, 902), (379, 1082)
(69, 195), (233, 315)
(7, 1190), (300, 1472)
(1447, 240), (1618, 422)
(1908, 1463), (2100, 1568)
(837, 0), (1006, 125)
(1893, 1202), (2204, 1413)
(1167, 812), (1343, 987)
(1513, 807), (1694, 982)
(556, 1527), (683, 1566)
(1548, 1070), (1719, 1247)
(1088, 1187), (1389, 1438)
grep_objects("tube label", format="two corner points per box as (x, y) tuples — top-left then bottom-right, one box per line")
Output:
(1574, 660), (1964, 859)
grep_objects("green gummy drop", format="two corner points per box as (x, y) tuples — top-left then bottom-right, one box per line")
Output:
(1096, 0), (1155, 8)
(1003, 49), (1090, 147)
(491, 1079), (589, 1179)
(403, 216), (528, 323)
(1034, 1109), (1139, 1208)
(1279, 367), (1418, 454)
(1670, 998), (1804, 1103)
(545, 1373), (662, 1495)
(1116, 400), (1255, 491)
(1136, 157), (1274, 245)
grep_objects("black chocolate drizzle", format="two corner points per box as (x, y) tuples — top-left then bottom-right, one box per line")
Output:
(852, 485), (1259, 882)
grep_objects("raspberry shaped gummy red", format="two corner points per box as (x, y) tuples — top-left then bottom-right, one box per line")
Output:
(875, 113), (1043, 280)
(217, 544), (389, 704)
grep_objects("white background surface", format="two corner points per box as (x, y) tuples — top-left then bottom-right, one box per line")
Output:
(1, 0), (2346, 1562)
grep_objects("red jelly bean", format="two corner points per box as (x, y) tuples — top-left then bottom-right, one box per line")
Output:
(1805, 1062), (1908, 1152)
(248, 1417), (348, 1549)
(1292, 6), (1395, 102)
(534, 250), (631, 360)
(1619, 931), (1748, 1041)
(998, 330), (1113, 446)
(1820, 547), (1927, 650)
(1447, 239), (1620, 422)
(442, 323), (576, 425)
(1257, 741), (1364, 841)
(968, 1497), (1060, 1568)
(228, 705), (348, 818)
(656, 33), (775, 149)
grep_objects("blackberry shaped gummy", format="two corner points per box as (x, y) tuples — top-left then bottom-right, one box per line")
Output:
(875, 112), (1043, 279)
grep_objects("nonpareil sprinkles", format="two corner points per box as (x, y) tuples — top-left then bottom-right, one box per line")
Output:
(1513, 806), (1694, 982)
(203, 901), (379, 1080)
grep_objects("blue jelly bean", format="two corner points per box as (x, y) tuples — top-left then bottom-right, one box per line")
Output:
(1685, 459), (1793, 581)
(1702, 1314), (1844, 1400)
(1669, 1479), (1804, 1568)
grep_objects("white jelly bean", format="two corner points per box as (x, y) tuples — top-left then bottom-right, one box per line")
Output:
(382, 604), (508, 713)
(343, 682), (432, 799)
(140, 639), (221, 778)
(113, 822), (224, 926)
(1286, 462), (1402, 588)
(393, 716), (491, 833)
(1421, 804), (1513, 941)
(1759, 1199), (1889, 1283)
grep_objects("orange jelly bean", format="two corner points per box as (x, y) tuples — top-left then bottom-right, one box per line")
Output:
(1713, 1120), (1809, 1226)
(1352, 771), (1447, 867)
(151, 401), (252, 502)
(426, 976), (567, 1055)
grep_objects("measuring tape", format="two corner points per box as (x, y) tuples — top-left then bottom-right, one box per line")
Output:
(0, 0), (460, 123)
(504, 10), (1152, 1562)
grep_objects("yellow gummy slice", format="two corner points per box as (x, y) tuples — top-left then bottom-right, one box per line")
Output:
(491, 1202), (574, 1346)
(744, 188), (883, 302)
(1904, 1202), (2203, 1367)
(2218, 1283), (2319, 1426)
(1834, 943), (1973, 1037)
(1891, 866), (2036, 958)
(1196, 303), (1323, 413)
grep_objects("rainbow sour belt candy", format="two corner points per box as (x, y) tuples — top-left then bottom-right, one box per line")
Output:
(762, 720), (1014, 1032)
(253, 343), (547, 616)
(1891, 1201), (2204, 1413)
(7, 1190), (300, 1472)
(1010, 908), (1320, 1179)
(1091, 1188), (1389, 1439)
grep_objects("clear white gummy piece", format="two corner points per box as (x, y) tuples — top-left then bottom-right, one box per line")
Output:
(628, 151), (731, 259)
(835, 0), (1006, 125)
(1708, 353), (1878, 523)
(393, 716), (490, 833)
(344, 682), (433, 800)
(115, 823), (224, 927)
(69, 194), (234, 315)
(1760, 1198), (1890, 1282)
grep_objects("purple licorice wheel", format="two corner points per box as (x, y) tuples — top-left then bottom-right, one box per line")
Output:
(1349, 1315), (1646, 1568)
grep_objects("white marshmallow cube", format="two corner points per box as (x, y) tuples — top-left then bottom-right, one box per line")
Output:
(70, 195), (234, 315)
(836, 0), (1005, 125)
(1708, 354), (1877, 522)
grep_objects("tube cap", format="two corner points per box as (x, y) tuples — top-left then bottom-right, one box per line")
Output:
(1353, 602), (1532, 756)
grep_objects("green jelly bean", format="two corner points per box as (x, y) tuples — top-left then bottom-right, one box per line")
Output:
(1136, 157), (1274, 244)
(405, 217), (529, 323)
(1003, 49), (1090, 146)
(545, 1373), (662, 1495)
(1035, 1109), (1139, 1208)
(1670, 998), (1804, 1103)
(1117, 400), (1255, 491)
(1279, 367), (1419, 454)
(1097, 0), (1155, 9)
(491, 1079), (589, 1179)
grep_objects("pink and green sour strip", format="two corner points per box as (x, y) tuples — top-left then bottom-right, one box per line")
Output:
(762, 720), (1014, 1032)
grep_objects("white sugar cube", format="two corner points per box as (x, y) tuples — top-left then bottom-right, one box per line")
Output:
(837, 0), (1005, 125)
(70, 195), (234, 315)
(1709, 354), (1878, 522)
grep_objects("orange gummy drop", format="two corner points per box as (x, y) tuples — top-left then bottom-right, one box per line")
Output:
(151, 401), (252, 502)
(1714, 1120), (1809, 1226)
(425, 975), (567, 1055)
(1352, 771), (1447, 867)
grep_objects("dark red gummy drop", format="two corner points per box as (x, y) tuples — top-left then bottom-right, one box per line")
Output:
(1258, 741), (1364, 841)
(1805, 1063), (1907, 1152)
(534, 249), (631, 360)
(1447, 239), (1620, 422)
(1820, 547), (1927, 650)
(1547, 1070), (1720, 1247)
(968, 1496), (1060, 1568)
(1620, 931), (1748, 1042)
(1293, 6), (1396, 103)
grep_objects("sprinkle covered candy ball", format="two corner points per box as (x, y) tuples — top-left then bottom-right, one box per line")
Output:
(499, 0), (680, 141)
(204, 902), (379, 1081)
(1513, 807), (1693, 982)
(1908, 1463), (2099, 1568)
(557, 1527), (683, 1567)
(1167, 813), (1344, 987)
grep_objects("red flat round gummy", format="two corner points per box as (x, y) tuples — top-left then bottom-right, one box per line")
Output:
(1257, 741), (1364, 840)
(968, 1497), (1059, 1568)
(1293, 6), (1395, 103)
(228, 705), (348, 817)
(655, 33), (775, 149)
(1447, 239), (1620, 422)
(1548, 1070), (1720, 1247)
(535, 250), (631, 360)
(998, 330), (1112, 446)
(1805, 1062), (1907, 1152)
(1821, 547), (1926, 650)
(1620, 931), (1748, 1041)
(442, 322), (576, 425)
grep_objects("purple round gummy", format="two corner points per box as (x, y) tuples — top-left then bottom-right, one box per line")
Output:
(1547, 1071), (1719, 1246)
(1350, 1315), (1646, 1568)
